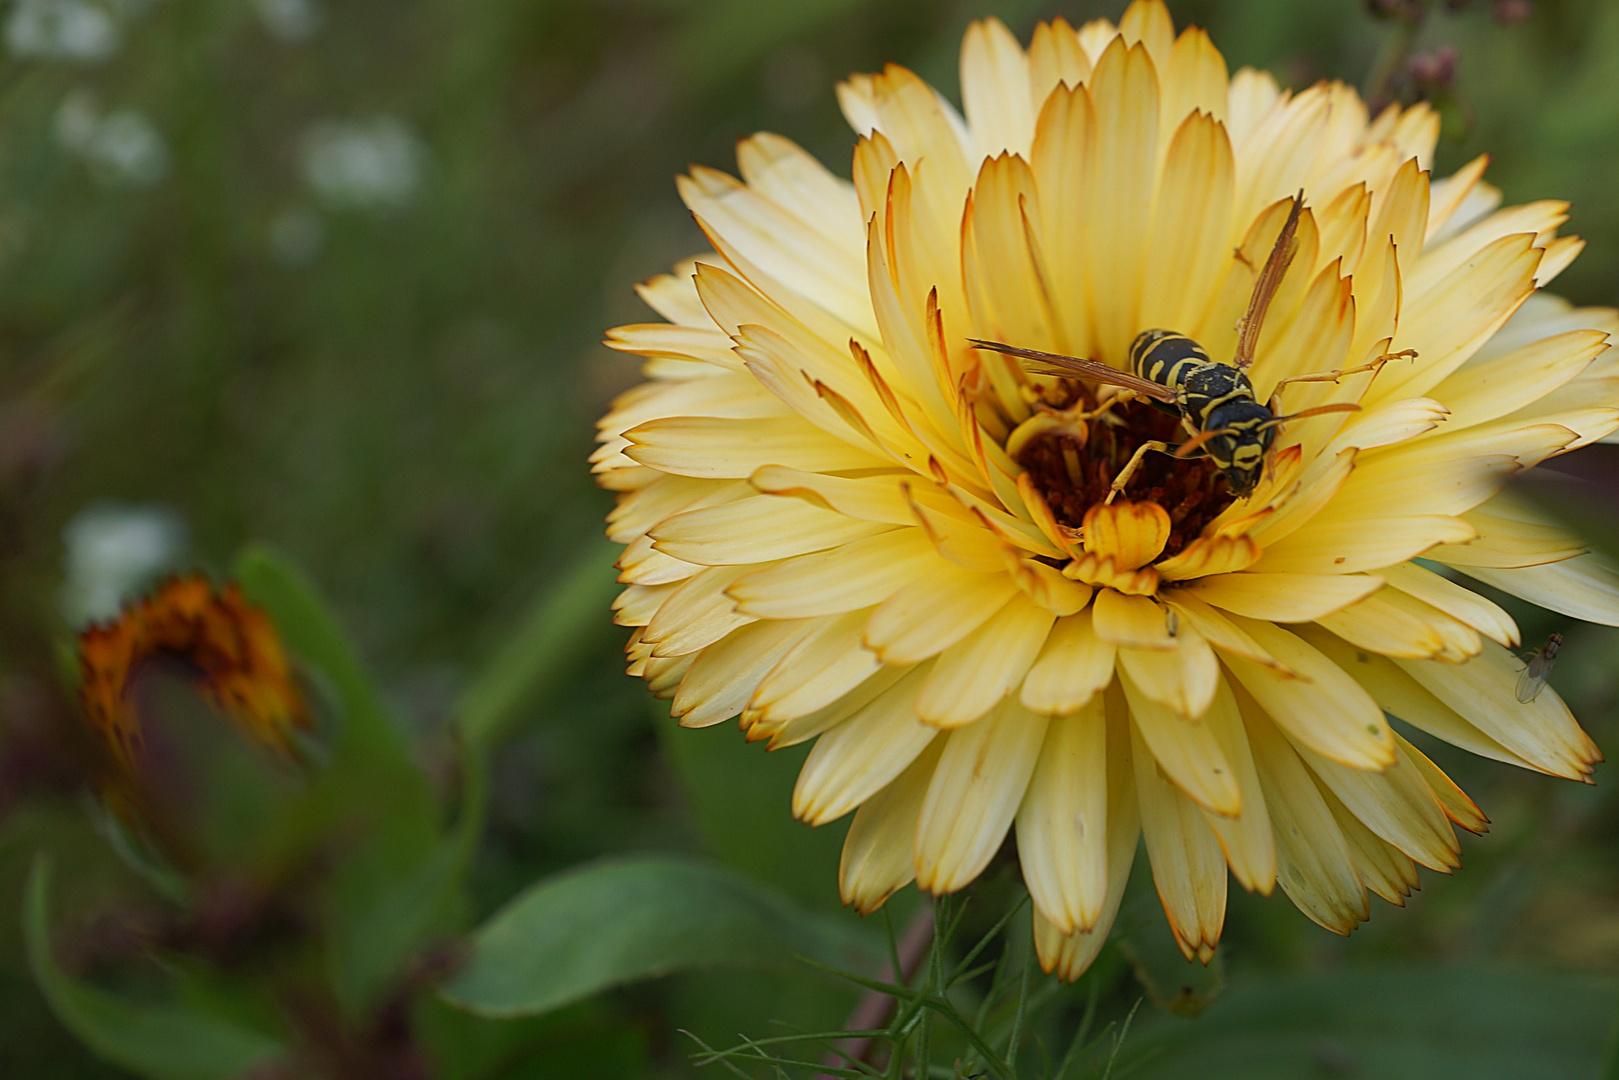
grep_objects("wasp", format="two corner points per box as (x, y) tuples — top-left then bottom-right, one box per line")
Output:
(971, 192), (1412, 500)
(1515, 632), (1563, 704)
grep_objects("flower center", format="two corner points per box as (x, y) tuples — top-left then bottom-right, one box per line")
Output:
(1010, 382), (1236, 562)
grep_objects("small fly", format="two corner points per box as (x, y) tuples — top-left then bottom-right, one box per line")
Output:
(1515, 632), (1563, 704)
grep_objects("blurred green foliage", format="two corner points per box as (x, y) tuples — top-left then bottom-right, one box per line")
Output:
(2, 0), (1619, 1076)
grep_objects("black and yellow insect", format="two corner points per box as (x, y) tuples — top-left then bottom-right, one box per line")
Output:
(971, 191), (1378, 499)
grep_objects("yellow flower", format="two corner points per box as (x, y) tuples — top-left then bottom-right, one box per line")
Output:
(595, 1), (1617, 979)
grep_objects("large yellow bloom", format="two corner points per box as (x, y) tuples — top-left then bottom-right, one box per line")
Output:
(595, 1), (1618, 978)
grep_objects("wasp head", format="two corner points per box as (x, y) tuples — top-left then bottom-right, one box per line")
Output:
(1203, 398), (1276, 497)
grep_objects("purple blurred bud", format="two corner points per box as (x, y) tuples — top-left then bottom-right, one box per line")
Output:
(1494, 0), (1532, 22)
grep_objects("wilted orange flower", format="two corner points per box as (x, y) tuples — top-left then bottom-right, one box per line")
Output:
(79, 576), (309, 768)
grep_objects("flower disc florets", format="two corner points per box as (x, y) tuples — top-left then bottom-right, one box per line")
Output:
(595, 0), (1619, 979)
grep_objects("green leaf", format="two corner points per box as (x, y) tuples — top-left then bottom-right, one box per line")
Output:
(437, 854), (881, 1018)
(24, 858), (285, 1080)
(654, 702), (847, 911)
(1119, 965), (1615, 1079)
(457, 539), (621, 753)
(232, 545), (442, 1011)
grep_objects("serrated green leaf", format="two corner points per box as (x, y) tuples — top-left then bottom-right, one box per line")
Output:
(437, 854), (880, 1018)
(24, 858), (285, 1080)
(1119, 966), (1614, 1079)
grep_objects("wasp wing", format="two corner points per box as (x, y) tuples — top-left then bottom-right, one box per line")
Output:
(1234, 191), (1304, 370)
(967, 339), (1178, 404)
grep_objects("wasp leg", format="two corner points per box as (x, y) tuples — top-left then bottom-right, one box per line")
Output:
(1105, 440), (1173, 505)
(1269, 349), (1419, 402)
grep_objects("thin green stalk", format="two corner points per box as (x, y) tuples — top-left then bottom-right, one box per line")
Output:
(1003, 937), (1033, 1080)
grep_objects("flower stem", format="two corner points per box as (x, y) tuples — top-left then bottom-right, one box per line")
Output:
(821, 901), (934, 1077)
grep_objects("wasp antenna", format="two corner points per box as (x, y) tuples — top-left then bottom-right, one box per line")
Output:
(1260, 402), (1361, 430)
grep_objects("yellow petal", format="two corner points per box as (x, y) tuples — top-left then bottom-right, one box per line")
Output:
(749, 663), (909, 749)
(1182, 572), (1382, 622)
(1161, 25), (1228, 128)
(1222, 616), (1395, 769)
(1138, 107), (1234, 338)
(794, 665), (937, 825)
(1396, 734), (1488, 835)
(1155, 534), (1259, 581)
(916, 593), (1055, 728)
(1117, 623), (1219, 719)
(643, 564), (758, 657)
(1120, 667), (1239, 816)
(915, 700), (1049, 892)
(961, 17), (1036, 159)
(746, 609), (885, 724)
(633, 258), (713, 328)
(1161, 592), (1297, 675)
(677, 166), (876, 338)
(1379, 560), (1519, 648)
(1030, 82), (1096, 358)
(839, 739), (944, 913)
(864, 566), (1020, 665)
(617, 532), (702, 586)
(1244, 705), (1369, 935)
(612, 582), (676, 628)
(1315, 588), (1451, 661)
(1197, 681), (1276, 893)
(1130, 710), (1227, 961)
(1295, 625), (1535, 771)
(604, 323), (745, 373)
(728, 529), (939, 619)
(734, 132), (863, 262)
(1394, 640), (1599, 782)
(672, 620), (821, 728)
(1373, 233), (1542, 403)
(1028, 19), (1092, 110)
(1091, 588), (1177, 650)
(1083, 499), (1171, 570)
(1016, 698), (1108, 933)
(1032, 696), (1139, 981)
(1020, 609), (1118, 716)
(1455, 553), (1619, 629)
(1292, 736), (1459, 872)
(625, 414), (887, 479)
(609, 474), (743, 545)
(1318, 780), (1419, 906)
(1251, 514), (1475, 576)
(1428, 330), (1606, 434)
(651, 495), (894, 565)
(1440, 511), (1587, 569)
(1084, 37), (1159, 364)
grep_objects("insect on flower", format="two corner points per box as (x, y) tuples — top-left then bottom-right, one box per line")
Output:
(1515, 632), (1564, 704)
(972, 191), (1414, 499)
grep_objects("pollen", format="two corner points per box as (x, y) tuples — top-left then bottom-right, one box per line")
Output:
(1014, 395), (1234, 560)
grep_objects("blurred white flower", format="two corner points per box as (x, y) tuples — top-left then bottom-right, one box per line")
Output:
(268, 205), (324, 266)
(54, 89), (168, 187)
(60, 503), (188, 626)
(301, 117), (424, 210)
(6, 0), (119, 61)
(255, 0), (321, 42)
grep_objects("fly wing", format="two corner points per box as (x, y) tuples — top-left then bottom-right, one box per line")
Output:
(968, 340), (1178, 403)
(1515, 652), (1550, 703)
(1233, 191), (1304, 370)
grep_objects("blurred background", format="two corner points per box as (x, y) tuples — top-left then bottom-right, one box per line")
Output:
(3, 0), (1619, 1076)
